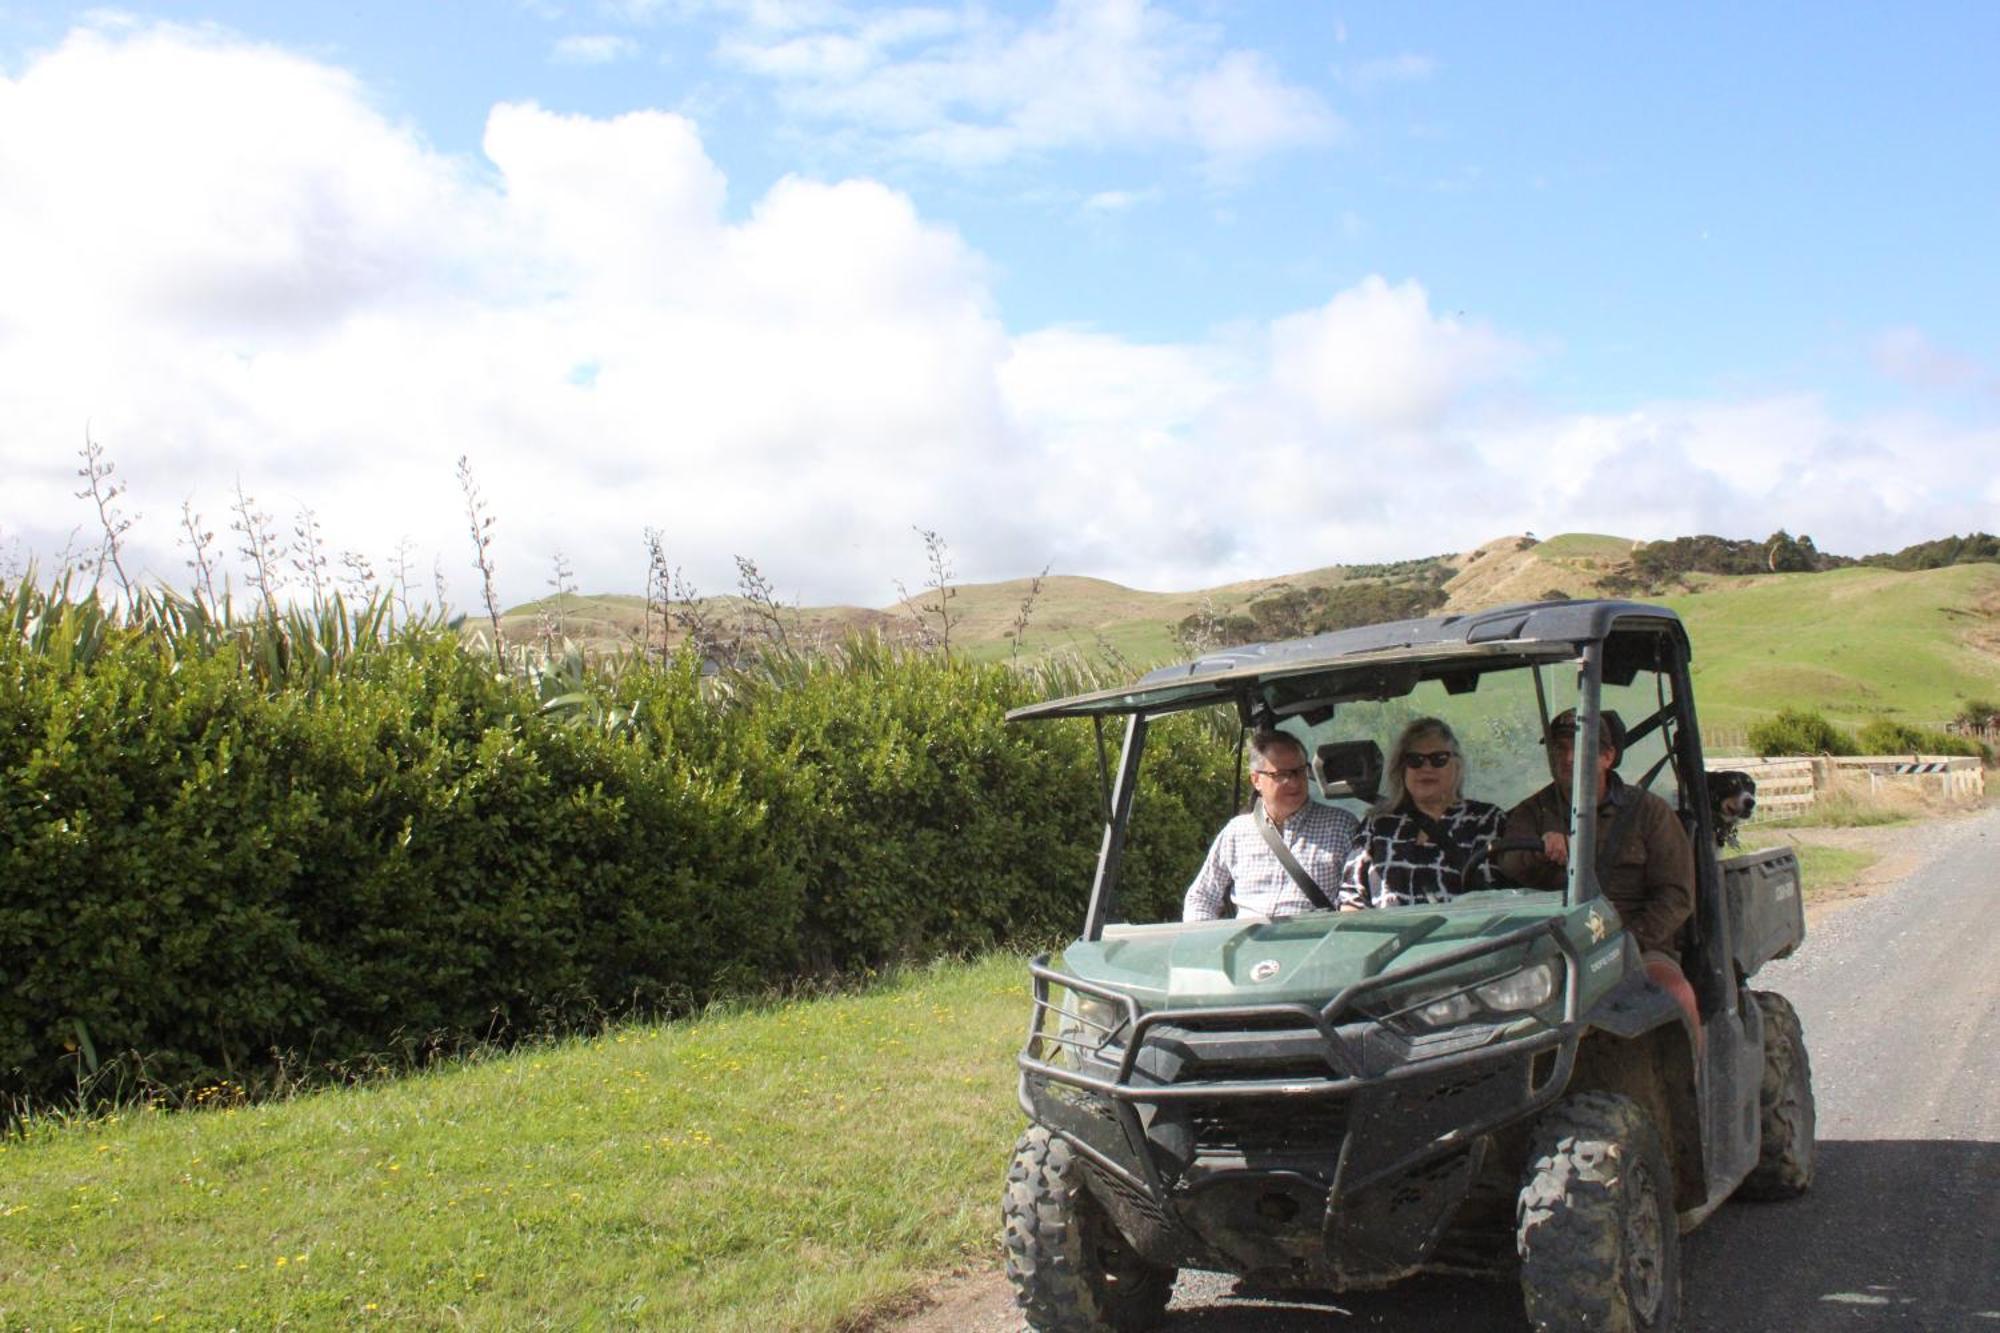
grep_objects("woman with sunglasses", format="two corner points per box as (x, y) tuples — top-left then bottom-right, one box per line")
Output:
(1337, 717), (1508, 909)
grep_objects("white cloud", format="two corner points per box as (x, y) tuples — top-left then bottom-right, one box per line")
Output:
(715, 0), (1341, 172)
(0, 21), (1009, 607)
(550, 34), (641, 64)
(1265, 278), (1526, 432)
(1, 20), (1990, 613)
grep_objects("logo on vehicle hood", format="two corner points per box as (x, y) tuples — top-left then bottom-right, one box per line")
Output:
(1586, 910), (1608, 943)
(1250, 959), (1282, 983)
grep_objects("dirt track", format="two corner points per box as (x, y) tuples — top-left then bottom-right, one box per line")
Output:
(886, 807), (2000, 1333)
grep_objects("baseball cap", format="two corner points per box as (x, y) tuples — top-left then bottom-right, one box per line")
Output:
(1546, 707), (1625, 751)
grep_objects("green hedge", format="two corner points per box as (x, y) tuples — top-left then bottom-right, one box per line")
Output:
(1, 614), (1231, 1108)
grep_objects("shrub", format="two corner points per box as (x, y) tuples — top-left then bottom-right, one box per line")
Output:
(1746, 708), (1858, 757)
(0, 588), (1236, 1110)
(1856, 718), (1982, 758)
(1956, 698), (1999, 730)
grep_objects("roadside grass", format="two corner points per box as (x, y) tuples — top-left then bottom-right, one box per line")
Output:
(1759, 767), (1942, 830)
(0, 954), (1037, 1331)
(1792, 844), (1880, 898)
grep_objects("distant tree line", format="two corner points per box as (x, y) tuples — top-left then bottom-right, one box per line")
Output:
(1604, 530), (1998, 595)
(1860, 532), (2000, 571)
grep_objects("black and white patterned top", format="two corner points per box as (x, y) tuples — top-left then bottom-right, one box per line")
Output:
(1337, 798), (1509, 909)
(1182, 801), (1361, 920)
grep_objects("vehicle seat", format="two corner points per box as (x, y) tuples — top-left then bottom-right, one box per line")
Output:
(1314, 740), (1384, 803)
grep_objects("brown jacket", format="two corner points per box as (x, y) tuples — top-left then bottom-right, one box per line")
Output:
(1498, 779), (1696, 961)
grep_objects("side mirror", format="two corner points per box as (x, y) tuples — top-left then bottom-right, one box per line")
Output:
(1314, 740), (1384, 803)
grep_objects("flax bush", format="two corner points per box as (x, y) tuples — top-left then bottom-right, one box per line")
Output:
(0, 579), (1234, 1110)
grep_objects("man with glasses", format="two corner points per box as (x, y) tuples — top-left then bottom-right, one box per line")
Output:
(1183, 730), (1360, 921)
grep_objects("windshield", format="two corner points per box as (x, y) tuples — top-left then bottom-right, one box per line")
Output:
(1108, 653), (1691, 926)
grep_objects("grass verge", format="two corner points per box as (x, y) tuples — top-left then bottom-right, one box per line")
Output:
(1791, 844), (1880, 899)
(0, 954), (1036, 1331)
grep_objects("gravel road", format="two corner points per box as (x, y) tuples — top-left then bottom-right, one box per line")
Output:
(896, 806), (2000, 1333)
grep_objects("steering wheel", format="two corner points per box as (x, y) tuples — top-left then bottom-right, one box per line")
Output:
(1461, 836), (1547, 887)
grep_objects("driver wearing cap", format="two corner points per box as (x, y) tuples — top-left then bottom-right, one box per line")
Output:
(1499, 708), (1699, 1030)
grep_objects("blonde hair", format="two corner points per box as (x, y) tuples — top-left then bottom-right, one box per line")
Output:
(1374, 716), (1464, 816)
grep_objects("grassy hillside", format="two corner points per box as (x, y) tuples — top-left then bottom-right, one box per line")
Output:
(495, 536), (2000, 736)
(1664, 563), (2000, 731)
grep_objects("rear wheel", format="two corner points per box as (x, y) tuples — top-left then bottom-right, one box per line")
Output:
(1517, 1091), (1680, 1333)
(1740, 989), (1816, 1199)
(1002, 1126), (1175, 1332)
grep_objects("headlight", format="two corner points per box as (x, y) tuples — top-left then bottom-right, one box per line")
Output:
(1403, 960), (1558, 1030)
(1473, 961), (1558, 1012)
(1416, 992), (1477, 1026)
(1066, 991), (1123, 1039)
(1050, 987), (1125, 1064)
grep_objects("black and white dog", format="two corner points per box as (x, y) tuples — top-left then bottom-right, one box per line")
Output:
(1707, 770), (1758, 848)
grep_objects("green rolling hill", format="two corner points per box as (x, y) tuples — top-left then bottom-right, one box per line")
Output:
(497, 535), (2000, 737)
(1664, 563), (2000, 732)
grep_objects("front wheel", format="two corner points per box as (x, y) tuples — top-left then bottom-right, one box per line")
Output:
(1517, 1091), (1681, 1333)
(1002, 1126), (1175, 1333)
(1739, 989), (1816, 1199)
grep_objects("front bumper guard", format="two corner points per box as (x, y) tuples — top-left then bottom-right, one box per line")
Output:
(1017, 917), (1584, 1212)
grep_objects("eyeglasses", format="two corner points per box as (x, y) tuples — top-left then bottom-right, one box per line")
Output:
(1402, 750), (1456, 769)
(1254, 765), (1308, 784)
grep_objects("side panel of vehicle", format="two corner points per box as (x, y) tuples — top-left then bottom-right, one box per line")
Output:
(1722, 847), (1805, 979)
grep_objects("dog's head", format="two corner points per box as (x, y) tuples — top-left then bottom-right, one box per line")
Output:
(1707, 770), (1757, 845)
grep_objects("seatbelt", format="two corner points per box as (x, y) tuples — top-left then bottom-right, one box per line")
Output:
(1254, 802), (1337, 911)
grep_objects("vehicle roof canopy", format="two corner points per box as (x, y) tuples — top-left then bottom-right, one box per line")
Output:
(1007, 599), (1688, 723)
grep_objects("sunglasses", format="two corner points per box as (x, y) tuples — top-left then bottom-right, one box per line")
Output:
(1402, 750), (1455, 769)
(1254, 765), (1308, 783)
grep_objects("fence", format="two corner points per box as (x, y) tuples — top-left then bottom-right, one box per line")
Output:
(1704, 753), (1987, 821)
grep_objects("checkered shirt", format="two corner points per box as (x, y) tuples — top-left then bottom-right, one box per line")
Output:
(1338, 799), (1509, 909)
(1182, 800), (1361, 921)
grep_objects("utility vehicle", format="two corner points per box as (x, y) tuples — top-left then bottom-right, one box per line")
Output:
(1000, 600), (1815, 1332)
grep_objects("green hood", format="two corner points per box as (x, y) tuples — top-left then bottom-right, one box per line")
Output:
(1060, 892), (1615, 1010)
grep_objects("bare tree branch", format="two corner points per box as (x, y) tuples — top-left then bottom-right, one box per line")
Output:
(455, 455), (504, 666)
(75, 432), (137, 598)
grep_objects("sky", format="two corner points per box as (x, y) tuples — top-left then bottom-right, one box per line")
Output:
(2, 1), (1997, 611)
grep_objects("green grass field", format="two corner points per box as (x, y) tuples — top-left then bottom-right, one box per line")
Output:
(1664, 563), (2000, 731)
(0, 957), (1032, 1331)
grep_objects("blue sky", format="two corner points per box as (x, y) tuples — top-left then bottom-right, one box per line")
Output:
(2, 2), (1996, 608)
